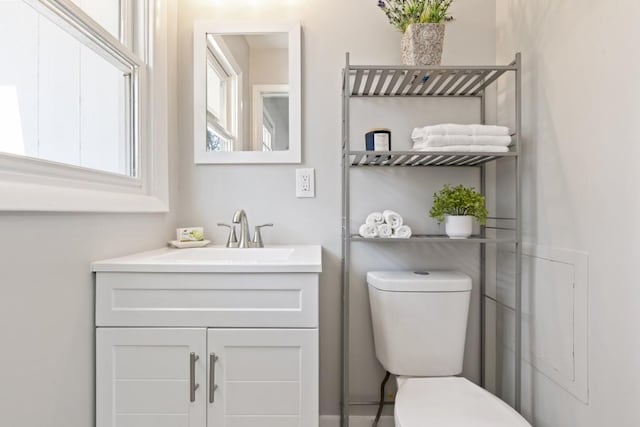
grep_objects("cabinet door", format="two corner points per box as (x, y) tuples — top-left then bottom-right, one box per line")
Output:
(207, 329), (318, 427)
(97, 328), (207, 427)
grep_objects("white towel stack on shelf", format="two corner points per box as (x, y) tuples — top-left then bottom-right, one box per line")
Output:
(365, 212), (384, 226)
(393, 225), (412, 238)
(411, 124), (512, 153)
(358, 223), (378, 238)
(359, 210), (412, 239)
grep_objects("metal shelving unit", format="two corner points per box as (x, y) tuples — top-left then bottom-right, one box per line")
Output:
(341, 53), (522, 427)
(348, 150), (517, 167)
(349, 234), (518, 244)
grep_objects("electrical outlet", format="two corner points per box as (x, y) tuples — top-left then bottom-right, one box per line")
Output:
(296, 168), (315, 198)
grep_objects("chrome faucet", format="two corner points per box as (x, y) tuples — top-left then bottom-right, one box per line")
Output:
(232, 209), (251, 248)
(223, 210), (273, 248)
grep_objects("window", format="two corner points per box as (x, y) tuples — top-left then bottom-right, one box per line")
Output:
(0, 0), (169, 212)
(262, 111), (275, 152)
(205, 34), (239, 152)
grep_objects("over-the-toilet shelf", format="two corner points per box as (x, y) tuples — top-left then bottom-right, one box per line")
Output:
(340, 52), (524, 426)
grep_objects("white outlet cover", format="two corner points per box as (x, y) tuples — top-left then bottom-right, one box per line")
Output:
(296, 168), (315, 198)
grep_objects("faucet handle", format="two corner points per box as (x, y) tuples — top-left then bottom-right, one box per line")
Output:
(217, 223), (238, 248)
(252, 224), (273, 248)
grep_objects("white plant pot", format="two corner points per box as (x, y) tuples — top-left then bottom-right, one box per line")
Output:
(445, 215), (473, 239)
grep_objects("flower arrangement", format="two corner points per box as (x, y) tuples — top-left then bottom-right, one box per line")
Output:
(377, 0), (454, 33)
(429, 184), (488, 224)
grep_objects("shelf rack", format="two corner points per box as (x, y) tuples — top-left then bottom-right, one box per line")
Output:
(341, 53), (522, 427)
(349, 234), (518, 244)
(348, 150), (517, 167)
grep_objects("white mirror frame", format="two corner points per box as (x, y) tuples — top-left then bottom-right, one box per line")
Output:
(193, 21), (301, 164)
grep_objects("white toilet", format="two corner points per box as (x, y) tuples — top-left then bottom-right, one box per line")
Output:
(367, 270), (531, 427)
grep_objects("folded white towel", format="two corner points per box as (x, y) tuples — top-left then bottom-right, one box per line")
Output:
(382, 210), (403, 229)
(411, 124), (510, 142)
(359, 224), (378, 238)
(365, 212), (384, 226)
(392, 225), (412, 238)
(415, 135), (512, 148)
(377, 223), (393, 238)
(413, 145), (509, 153)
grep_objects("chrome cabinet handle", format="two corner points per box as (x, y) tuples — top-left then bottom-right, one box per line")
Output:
(209, 353), (219, 403)
(190, 352), (200, 402)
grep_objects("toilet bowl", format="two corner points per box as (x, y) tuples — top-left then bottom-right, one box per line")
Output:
(367, 271), (531, 427)
(395, 377), (530, 427)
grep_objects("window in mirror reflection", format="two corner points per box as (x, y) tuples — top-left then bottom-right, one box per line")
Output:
(205, 35), (240, 152)
(262, 118), (273, 151)
(261, 94), (289, 151)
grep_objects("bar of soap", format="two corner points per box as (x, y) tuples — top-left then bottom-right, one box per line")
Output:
(177, 227), (205, 242)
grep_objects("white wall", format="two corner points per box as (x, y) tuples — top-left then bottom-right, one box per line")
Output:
(178, 0), (496, 415)
(249, 47), (288, 85)
(0, 3), (180, 427)
(495, 0), (640, 425)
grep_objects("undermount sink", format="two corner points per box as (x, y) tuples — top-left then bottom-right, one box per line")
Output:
(91, 245), (322, 273)
(152, 247), (295, 263)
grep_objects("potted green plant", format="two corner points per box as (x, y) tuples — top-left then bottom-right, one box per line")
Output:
(429, 184), (488, 239)
(377, 0), (454, 66)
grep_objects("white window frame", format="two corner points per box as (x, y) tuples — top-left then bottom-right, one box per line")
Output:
(206, 52), (228, 130)
(252, 84), (289, 151)
(262, 108), (275, 152)
(0, 0), (169, 212)
(204, 34), (241, 151)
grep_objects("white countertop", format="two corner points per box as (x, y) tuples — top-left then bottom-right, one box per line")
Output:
(92, 245), (323, 273)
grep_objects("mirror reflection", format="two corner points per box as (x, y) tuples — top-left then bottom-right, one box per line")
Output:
(205, 32), (289, 153)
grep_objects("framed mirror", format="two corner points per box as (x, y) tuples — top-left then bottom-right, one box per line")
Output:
(193, 22), (301, 164)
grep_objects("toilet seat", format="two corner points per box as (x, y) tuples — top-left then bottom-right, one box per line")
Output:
(395, 377), (531, 427)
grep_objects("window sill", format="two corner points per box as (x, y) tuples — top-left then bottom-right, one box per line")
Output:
(0, 180), (168, 213)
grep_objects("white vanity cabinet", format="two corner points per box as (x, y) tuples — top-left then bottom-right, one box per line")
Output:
(207, 328), (318, 427)
(93, 246), (321, 427)
(96, 328), (208, 427)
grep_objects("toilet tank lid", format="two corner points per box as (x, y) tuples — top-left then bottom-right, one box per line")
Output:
(367, 270), (471, 292)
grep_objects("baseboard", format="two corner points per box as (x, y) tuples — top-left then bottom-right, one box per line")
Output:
(320, 415), (394, 427)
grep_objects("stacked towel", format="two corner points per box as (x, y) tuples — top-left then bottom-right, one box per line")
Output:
(412, 124), (509, 140)
(365, 212), (385, 226)
(382, 210), (403, 229)
(359, 224), (378, 238)
(392, 225), (412, 238)
(411, 124), (512, 153)
(413, 144), (509, 153)
(377, 223), (393, 238)
(358, 211), (412, 239)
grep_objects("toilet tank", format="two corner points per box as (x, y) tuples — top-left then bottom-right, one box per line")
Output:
(367, 270), (472, 377)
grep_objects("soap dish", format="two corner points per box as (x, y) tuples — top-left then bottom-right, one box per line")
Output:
(168, 240), (211, 249)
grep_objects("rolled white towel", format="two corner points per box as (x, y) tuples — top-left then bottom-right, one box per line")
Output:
(411, 124), (510, 143)
(415, 135), (512, 148)
(412, 145), (509, 153)
(365, 212), (384, 226)
(377, 223), (393, 238)
(359, 224), (378, 238)
(392, 225), (412, 238)
(382, 210), (403, 229)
